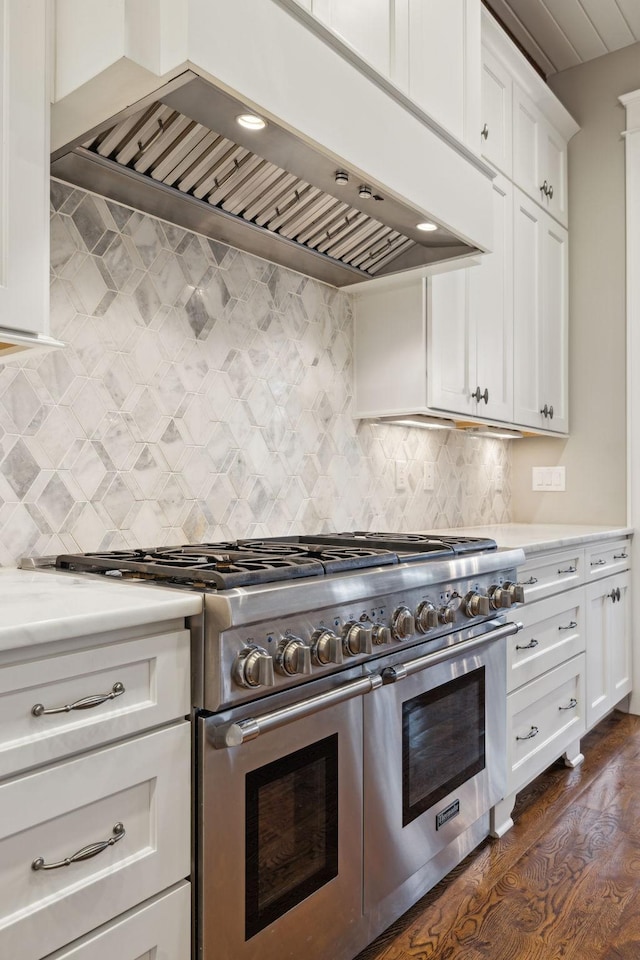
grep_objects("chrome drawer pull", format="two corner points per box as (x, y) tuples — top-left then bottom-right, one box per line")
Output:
(522, 577), (538, 585)
(558, 621), (578, 631)
(609, 588), (622, 603)
(32, 682), (125, 717)
(516, 638), (538, 650)
(32, 822), (125, 871)
(516, 726), (539, 741)
(591, 559), (606, 566)
(614, 553), (628, 560)
(559, 698), (578, 711)
(558, 566), (576, 574)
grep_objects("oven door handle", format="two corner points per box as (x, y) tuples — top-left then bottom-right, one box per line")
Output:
(212, 673), (384, 748)
(381, 620), (523, 683)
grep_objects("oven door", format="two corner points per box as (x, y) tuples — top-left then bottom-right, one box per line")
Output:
(363, 620), (515, 911)
(198, 669), (378, 960)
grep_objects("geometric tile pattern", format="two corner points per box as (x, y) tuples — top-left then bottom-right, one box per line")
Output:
(0, 179), (511, 567)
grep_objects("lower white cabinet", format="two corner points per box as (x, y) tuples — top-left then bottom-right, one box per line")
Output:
(585, 571), (632, 729)
(43, 882), (190, 960)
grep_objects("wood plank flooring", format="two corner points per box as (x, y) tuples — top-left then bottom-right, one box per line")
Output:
(355, 710), (640, 960)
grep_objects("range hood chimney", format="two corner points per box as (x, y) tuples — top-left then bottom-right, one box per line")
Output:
(51, 73), (479, 288)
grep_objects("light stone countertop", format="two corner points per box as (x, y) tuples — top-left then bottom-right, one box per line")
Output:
(0, 568), (202, 654)
(431, 523), (633, 556)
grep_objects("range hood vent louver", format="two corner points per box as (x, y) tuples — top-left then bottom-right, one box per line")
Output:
(51, 75), (478, 287)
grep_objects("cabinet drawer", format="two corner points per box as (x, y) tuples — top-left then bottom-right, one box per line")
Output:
(518, 548), (584, 602)
(508, 588), (585, 692)
(0, 723), (190, 960)
(43, 882), (190, 960)
(585, 539), (631, 581)
(508, 654), (585, 794)
(0, 629), (190, 780)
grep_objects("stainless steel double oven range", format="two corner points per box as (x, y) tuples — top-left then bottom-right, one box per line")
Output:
(52, 532), (525, 960)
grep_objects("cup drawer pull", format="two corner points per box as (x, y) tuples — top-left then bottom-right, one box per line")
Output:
(613, 553), (628, 560)
(591, 559), (607, 566)
(516, 726), (539, 741)
(559, 698), (578, 711)
(558, 621), (578, 631)
(558, 566), (577, 574)
(516, 638), (538, 651)
(32, 822), (125, 871)
(32, 681), (125, 717)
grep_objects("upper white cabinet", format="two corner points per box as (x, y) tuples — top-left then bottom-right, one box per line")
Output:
(513, 86), (569, 227)
(0, 0), (62, 358)
(480, 46), (512, 177)
(513, 188), (568, 434)
(304, 0), (392, 77)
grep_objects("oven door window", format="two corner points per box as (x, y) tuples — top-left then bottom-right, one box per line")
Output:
(402, 667), (485, 826)
(245, 733), (339, 939)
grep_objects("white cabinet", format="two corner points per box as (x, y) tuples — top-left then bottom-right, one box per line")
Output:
(586, 571), (632, 729)
(0, 0), (62, 357)
(513, 188), (568, 434)
(513, 85), (569, 227)
(305, 0), (392, 77)
(429, 174), (513, 422)
(480, 45), (512, 177)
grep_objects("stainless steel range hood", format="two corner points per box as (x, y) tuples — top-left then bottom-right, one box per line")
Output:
(51, 73), (478, 287)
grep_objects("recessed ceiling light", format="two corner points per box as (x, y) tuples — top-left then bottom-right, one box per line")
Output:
(236, 114), (266, 130)
(417, 221), (438, 232)
(335, 171), (349, 186)
(359, 185), (373, 200)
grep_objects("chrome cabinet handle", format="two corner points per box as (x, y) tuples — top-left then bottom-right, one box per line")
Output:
(609, 588), (622, 603)
(558, 621), (577, 631)
(548, 184), (554, 199)
(516, 726), (539, 741)
(483, 387), (489, 404)
(591, 559), (606, 567)
(516, 638), (538, 650)
(540, 180), (549, 196)
(481, 123), (489, 140)
(617, 587), (622, 602)
(614, 553), (628, 559)
(558, 566), (576, 575)
(32, 682), (125, 717)
(549, 404), (554, 419)
(471, 387), (489, 404)
(540, 404), (549, 417)
(559, 698), (577, 711)
(32, 822), (125, 871)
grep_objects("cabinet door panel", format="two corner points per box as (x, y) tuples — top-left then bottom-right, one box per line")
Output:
(312, 0), (391, 76)
(406, 0), (465, 140)
(543, 121), (568, 226)
(586, 582), (609, 727)
(611, 572), (632, 704)
(513, 86), (541, 203)
(473, 174), (513, 422)
(427, 269), (474, 415)
(541, 217), (568, 432)
(513, 190), (542, 428)
(480, 46), (512, 176)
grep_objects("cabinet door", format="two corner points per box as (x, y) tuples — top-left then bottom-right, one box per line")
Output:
(0, 0), (49, 337)
(472, 174), (513, 423)
(513, 85), (542, 206)
(540, 215), (568, 433)
(311, 0), (392, 76)
(541, 119), (569, 227)
(586, 573), (632, 729)
(513, 189), (542, 428)
(480, 46), (512, 176)
(427, 269), (475, 416)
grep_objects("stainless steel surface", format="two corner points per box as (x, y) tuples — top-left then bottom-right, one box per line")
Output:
(31, 681), (125, 717)
(51, 73), (477, 288)
(31, 822), (126, 871)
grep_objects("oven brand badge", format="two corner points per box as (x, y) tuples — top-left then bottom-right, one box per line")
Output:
(436, 799), (460, 830)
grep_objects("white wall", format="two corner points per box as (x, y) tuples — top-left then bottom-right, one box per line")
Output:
(511, 42), (640, 524)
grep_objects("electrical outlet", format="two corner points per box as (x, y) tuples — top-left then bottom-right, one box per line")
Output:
(495, 466), (504, 492)
(396, 460), (408, 491)
(532, 466), (566, 492)
(423, 462), (435, 491)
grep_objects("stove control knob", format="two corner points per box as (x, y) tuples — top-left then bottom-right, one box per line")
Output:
(416, 601), (438, 633)
(372, 623), (391, 646)
(392, 606), (415, 640)
(488, 585), (513, 610)
(276, 636), (313, 676)
(504, 581), (525, 604)
(438, 605), (456, 625)
(463, 591), (491, 618)
(311, 629), (344, 665)
(232, 645), (275, 688)
(342, 621), (373, 656)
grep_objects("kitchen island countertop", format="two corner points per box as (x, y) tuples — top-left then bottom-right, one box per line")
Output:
(0, 568), (202, 654)
(430, 523), (633, 556)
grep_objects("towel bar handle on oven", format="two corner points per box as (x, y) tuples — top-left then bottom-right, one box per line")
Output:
(212, 620), (522, 748)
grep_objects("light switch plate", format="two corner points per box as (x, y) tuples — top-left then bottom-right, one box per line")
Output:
(532, 466), (566, 491)
(396, 460), (408, 491)
(423, 462), (435, 491)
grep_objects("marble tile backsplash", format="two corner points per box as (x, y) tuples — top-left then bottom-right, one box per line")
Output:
(0, 180), (511, 566)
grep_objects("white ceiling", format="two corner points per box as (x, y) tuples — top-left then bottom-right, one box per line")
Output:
(484, 0), (640, 76)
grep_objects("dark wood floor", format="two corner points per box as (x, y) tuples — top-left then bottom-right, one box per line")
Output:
(356, 710), (640, 960)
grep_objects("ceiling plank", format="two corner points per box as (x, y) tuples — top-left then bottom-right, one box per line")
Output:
(483, 0), (558, 76)
(496, 0), (582, 72)
(614, 0), (640, 41)
(541, 0), (608, 62)
(579, 0), (636, 52)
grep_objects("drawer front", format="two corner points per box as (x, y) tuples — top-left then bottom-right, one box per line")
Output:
(0, 723), (190, 960)
(508, 654), (585, 795)
(518, 548), (584, 602)
(585, 539), (631, 581)
(43, 882), (190, 960)
(0, 629), (190, 780)
(508, 588), (585, 692)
